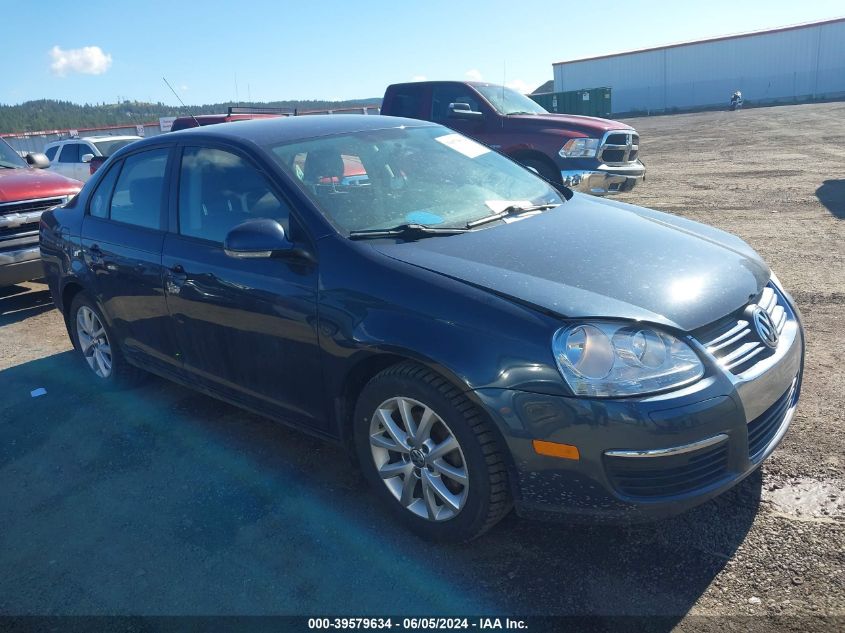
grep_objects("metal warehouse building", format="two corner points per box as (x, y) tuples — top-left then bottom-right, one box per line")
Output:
(552, 17), (845, 115)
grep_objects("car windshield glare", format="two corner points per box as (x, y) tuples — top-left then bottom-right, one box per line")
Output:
(0, 139), (27, 169)
(267, 125), (562, 235)
(474, 85), (548, 116)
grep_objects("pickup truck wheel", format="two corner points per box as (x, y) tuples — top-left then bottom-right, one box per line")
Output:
(69, 293), (145, 387)
(353, 361), (512, 542)
(520, 158), (560, 184)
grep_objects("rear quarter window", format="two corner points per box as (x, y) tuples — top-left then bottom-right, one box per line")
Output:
(45, 146), (59, 161)
(387, 89), (423, 119)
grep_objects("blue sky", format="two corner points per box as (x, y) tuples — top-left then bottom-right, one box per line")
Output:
(1, 0), (843, 106)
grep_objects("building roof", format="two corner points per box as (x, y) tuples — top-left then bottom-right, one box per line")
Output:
(531, 80), (555, 95)
(553, 16), (845, 66)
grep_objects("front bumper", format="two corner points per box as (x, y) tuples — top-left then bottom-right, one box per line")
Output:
(561, 161), (645, 195)
(0, 245), (43, 286)
(472, 292), (804, 523)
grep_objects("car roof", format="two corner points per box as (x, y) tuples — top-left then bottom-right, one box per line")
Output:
(164, 114), (437, 146)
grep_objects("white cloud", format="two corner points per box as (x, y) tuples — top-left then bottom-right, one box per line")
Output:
(465, 69), (483, 82)
(49, 45), (112, 77)
(411, 75), (427, 82)
(505, 78), (532, 94)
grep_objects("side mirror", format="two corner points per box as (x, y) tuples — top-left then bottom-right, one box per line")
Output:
(448, 102), (484, 120)
(81, 153), (94, 163)
(224, 218), (298, 259)
(25, 152), (50, 169)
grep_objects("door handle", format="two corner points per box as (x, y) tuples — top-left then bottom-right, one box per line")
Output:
(165, 264), (188, 293)
(87, 243), (104, 264)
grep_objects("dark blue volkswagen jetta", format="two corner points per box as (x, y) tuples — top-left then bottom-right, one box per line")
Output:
(40, 115), (804, 541)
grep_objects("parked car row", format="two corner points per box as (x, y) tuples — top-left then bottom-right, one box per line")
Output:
(38, 114), (802, 541)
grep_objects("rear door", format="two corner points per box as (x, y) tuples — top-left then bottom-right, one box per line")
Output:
(80, 146), (179, 373)
(161, 144), (325, 429)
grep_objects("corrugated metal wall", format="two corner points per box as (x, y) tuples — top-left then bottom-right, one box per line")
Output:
(553, 19), (845, 114)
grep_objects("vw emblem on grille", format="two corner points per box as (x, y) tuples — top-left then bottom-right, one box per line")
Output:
(752, 307), (779, 349)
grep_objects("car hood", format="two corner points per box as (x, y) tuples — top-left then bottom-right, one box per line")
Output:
(370, 194), (769, 332)
(0, 168), (82, 203)
(508, 113), (633, 135)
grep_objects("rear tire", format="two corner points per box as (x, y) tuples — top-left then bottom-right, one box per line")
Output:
(353, 361), (512, 542)
(68, 292), (145, 388)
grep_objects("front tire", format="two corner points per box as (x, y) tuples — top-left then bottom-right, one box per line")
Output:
(520, 157), (560, 184)
(69, 293), (145, 387)
(353, 362), (512, 541)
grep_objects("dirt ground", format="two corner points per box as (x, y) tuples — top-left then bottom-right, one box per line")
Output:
(0, 101), (843, 629)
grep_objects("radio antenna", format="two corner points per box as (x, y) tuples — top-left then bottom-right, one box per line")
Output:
(162, 76), (199, 128)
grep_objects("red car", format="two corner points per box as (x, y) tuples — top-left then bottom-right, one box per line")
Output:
(0, 138), (82, 286)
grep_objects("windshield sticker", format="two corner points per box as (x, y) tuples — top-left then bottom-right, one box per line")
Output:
(485, 200), (532, 213)
(434, 134), (490, 159)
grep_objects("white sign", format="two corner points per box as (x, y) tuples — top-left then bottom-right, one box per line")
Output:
(159, 116), (177, 133)
(136, 125), (145, 137)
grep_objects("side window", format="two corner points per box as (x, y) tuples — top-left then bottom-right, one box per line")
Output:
(109, 148), (169, 229)
(58, 143), (81, 163)
(431, 85), (482, 121)
(45, 146), (58, 161)
(178, 146), (290, 243)
(88, 161), (122, 218)
(389, 90), (421, 119)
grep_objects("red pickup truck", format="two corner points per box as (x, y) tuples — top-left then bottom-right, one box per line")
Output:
(0, 138), (82, 286)
(381, 81), (645, 195)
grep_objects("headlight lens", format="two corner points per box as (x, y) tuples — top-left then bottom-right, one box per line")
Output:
(559, 138), (600, 158)
(552, 322), (704, 397)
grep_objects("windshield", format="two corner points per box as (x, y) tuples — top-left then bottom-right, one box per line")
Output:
(0, 139), (27, 169)
(93, 138), (139, 156)
(267, 125), (563, 235)
(474, 85), (548, 115)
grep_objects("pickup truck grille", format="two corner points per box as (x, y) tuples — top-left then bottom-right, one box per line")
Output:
(0, 196), (66, 249)
(0, 196), (67, 216)
(697, 285), (790, 375)
(599, 131), (639, 165)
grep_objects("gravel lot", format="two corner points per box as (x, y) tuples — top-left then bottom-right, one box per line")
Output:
(1, 102), (843, 629)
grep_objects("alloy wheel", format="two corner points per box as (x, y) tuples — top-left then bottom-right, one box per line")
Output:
(369, 397), (469, 521)
(76, 306), (112, 378)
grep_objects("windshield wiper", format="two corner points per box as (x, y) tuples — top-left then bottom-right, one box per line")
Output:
(466, 203), (559, 229)
(348, 223), (469, 241)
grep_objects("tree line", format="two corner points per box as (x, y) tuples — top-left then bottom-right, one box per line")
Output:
(0, 98), (382, 133)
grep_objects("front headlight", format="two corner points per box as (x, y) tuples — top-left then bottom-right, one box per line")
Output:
(552, 322), (704, 397)
(559, 138), (600, 158)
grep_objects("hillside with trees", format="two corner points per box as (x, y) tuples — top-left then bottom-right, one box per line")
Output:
(0, 98), (382, 133)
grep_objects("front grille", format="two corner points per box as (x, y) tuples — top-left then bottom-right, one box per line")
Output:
(747, 379), (797, 461)
(0, 196), (65, 216)
(598, 132), (639, 165)
(605, 440), (730, 498)
(698, 285), (789, 375)
(0, 222), (39, 239)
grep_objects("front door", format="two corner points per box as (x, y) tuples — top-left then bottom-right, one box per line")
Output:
(162, 145), (324, 429)
(80, 147), (179, 373)
(430, 83), (490, 143)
